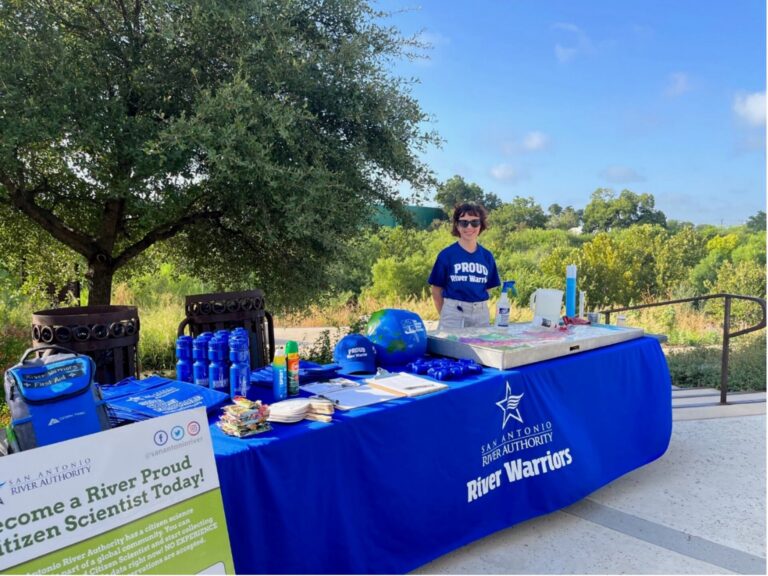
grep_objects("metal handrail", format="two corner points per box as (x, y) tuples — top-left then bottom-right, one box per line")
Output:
(599, 293), (766, 405)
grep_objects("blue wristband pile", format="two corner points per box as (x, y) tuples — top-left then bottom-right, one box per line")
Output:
(405, 358), (483, 381)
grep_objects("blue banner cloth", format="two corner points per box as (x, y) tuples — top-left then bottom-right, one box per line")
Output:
(213, 337), (672, 574)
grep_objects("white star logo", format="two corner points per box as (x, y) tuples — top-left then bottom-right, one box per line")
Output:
(496, 382), (524, 428)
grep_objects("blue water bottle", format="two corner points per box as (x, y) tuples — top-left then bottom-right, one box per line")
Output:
(175, 335), (193, 383)
(566, 264), (577, 318)
(192, 333), (213, 387)
(208, 336), (228, 392)
(215, 329), (231, 366)
(232, 327), (249, 342)
(229, 337), (251, 399)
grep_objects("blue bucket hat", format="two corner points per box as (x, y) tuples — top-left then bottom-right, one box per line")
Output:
(333, 334), (377, 375)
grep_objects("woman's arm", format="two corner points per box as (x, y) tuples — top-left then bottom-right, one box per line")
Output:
(431, 285), (444, 314)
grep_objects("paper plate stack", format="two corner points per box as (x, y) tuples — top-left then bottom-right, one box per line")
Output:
(268, 398), (311, 423)
(218, 396), (271, 437)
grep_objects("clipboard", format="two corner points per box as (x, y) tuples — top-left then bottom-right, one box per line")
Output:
(318, 385), (397, 410)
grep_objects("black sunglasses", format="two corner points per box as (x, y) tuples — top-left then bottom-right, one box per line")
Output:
(457, 219), (481, 228)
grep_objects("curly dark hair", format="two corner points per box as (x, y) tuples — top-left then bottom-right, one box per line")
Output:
(451, 202), (489, 237)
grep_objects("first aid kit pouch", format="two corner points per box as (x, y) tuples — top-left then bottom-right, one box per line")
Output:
(4, 346), (110, 451)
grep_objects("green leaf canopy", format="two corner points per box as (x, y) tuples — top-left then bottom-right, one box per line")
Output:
(0, 0), (438, 305)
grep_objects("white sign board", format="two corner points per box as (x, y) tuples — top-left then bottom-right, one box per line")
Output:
(0, 407), (233, 574)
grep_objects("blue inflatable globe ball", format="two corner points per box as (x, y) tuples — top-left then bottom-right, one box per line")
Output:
(365, 309), (428, 368)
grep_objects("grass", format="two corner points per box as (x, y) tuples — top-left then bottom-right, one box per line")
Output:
(278, 293), (442, 327)
(114, 291), (183, 373)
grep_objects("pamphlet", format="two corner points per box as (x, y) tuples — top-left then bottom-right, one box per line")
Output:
(365, 372), (448, 397)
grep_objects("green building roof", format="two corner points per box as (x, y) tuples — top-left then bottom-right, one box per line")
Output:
(373, 205), (447, 229)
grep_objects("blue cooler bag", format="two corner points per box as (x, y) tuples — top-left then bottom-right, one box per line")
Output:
(4, 345), (111, 451)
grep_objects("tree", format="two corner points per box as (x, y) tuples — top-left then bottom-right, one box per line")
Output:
(0, 0), (437, 306)
(434, 175), (501, 215)
(490, 197), (547, 232)
(746, 211), (766, 232)
(0, 204), (84, 306)
(582, 189), (666, 233)
(707, 260), (767, 325)
(546, 204), (582, 230)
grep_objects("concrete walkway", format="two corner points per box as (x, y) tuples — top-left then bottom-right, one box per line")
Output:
(275, 326), (766, 574)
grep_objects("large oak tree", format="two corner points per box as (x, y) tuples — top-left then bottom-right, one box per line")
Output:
(0, 0), (437, 305)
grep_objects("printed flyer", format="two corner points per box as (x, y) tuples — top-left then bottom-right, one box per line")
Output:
(0, 407), (234, 574)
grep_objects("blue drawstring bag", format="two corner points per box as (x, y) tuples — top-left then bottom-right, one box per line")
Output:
(4, 345), (111, 451)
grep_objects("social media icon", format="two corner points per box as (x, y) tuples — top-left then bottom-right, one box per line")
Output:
(154, 430), (169, 446)
(171, 426), (185, 441)
(187, 421), (201, 436)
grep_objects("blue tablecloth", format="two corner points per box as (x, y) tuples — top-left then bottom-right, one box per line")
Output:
(212, 336), (672, 574)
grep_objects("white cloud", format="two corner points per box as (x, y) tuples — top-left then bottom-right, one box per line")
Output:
(665, 72), (691, 97)
(733, 92), (766, 126)
(555, 44), (578, 63)
(522, 131), (550, 151)
(599, 165), (646, 184)
(501, 131), (551, 154)
(490, 164), (528, 183)
(553, 22), (594, 63)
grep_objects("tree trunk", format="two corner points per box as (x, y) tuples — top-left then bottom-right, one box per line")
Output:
(87, 255), (115, 306)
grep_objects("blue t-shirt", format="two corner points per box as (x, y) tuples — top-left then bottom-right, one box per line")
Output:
(428, 242), (501, 302)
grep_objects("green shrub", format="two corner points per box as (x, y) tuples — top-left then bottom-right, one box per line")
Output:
(666, 332), (766, 391)
(303, 329), (337, 365)
(303, 317), (369, 364)
(728, 332), (766, 391)
(666, 347), (722, 388)
(368, 254), (433, 300)
(705, 260), (767, 326)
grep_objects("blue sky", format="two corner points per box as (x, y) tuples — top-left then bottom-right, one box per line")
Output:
(376, 0), (766, 226)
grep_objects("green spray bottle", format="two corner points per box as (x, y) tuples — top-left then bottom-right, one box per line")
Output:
(285, 340), (300, 397)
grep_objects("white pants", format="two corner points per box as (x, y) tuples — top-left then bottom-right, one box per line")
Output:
(438, 298), (491, 330)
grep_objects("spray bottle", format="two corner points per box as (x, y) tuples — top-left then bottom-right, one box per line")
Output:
(285, 340), (300, 397)
(272, 349), (287, 402)
(494, 280), (517, 328)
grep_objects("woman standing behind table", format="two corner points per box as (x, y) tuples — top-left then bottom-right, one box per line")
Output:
(429, 202), (501, 329)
